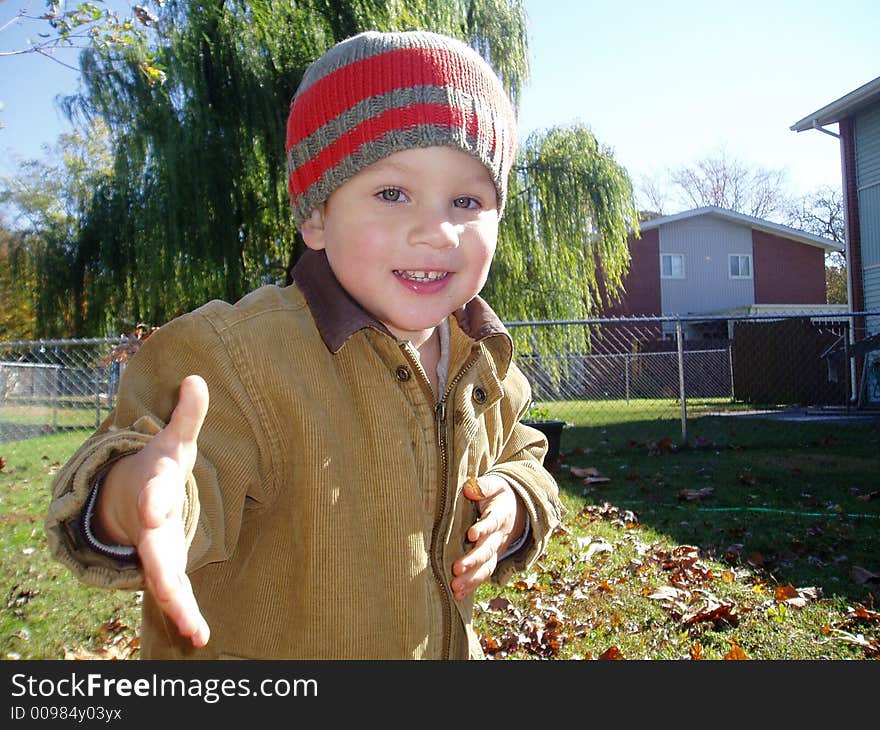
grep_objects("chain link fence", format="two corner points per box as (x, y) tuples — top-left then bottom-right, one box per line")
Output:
(510, 309), (880, 439)
(1, 311), (878, 468)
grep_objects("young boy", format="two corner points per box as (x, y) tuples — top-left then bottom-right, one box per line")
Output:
(45, 29), (563, 660)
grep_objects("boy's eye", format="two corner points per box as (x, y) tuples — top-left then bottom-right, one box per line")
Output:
(378, 188), (404, 202)
(453, 196), (480, 210)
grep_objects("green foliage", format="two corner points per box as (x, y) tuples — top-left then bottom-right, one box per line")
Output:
(489, 124), (639, 357)
(0, 121), (115, 337)
(8, 1), (637, 350)
(0, 219), (37, 339)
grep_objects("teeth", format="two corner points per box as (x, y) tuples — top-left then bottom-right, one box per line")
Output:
(396, 270), (448, 282)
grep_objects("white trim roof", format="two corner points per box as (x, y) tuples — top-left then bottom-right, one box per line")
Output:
(790, 75), (880, 131)
(638, 206), (843, 253)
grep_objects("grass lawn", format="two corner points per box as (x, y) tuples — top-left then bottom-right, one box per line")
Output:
(1, 416), (878, 660)
(472, 413), (880, 659)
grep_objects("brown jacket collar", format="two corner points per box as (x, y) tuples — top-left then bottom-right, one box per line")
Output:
(291, 250), (511, 364)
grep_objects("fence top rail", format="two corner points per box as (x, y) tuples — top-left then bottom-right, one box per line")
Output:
(0, 361), (63, 369)
(0, 337), (119, 348)
(503, 310), (880, 328)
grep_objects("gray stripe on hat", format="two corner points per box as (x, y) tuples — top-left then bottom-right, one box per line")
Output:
(294, 30), (489, 97)
(290, 125), (506, 226)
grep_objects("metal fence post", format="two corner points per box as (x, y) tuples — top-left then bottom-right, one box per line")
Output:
(625, 352), (631, 405)
(94, 369), (101, 430)
(676, 319), (688, 443)
(728, 343), (735, 402)
(52, 365), (59, 430)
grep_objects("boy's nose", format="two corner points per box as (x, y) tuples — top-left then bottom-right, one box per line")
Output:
(410, 211), (459, 249)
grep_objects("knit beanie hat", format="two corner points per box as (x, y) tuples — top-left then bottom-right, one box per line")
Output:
(286, 30), (518, 227)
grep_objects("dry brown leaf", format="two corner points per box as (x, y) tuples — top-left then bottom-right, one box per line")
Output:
(851, 565), (880, 584)
(690, 642), (703, 660)
(679, 487), (714, 502)
(570, 466), (600, 478)
(598, 646), (624, 660)
(774, 584), (799, 602)
(583, 475), (611, 485)
(464, 476), (485, 499)
(724, 644), (750, 660)
(487, 596), (513, 612)
(847, 606), (880, 622)
(647, 585), (688, 601)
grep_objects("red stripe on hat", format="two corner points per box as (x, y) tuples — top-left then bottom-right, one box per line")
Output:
(289, 102), (482, 198)
(287, 47), (485, 150)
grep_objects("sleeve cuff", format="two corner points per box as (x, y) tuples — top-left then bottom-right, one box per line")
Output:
(81, 471), (137, 561)
(499, 512), (530, 561)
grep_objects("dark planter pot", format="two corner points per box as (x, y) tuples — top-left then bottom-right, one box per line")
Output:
(521, 419), (566, 467)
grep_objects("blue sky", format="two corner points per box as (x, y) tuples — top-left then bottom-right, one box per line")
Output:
(1, 0), (878, 208)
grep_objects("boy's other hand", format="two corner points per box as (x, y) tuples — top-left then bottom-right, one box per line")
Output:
(451, 474), (526, 602)
(97, 374), (211, 647)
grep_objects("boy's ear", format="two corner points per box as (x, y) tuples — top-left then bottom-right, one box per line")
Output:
(300, 205), (327, 251)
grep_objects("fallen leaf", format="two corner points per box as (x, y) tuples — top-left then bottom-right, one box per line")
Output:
(774, 584), (799, 602)
(570, 466), (600, 478)
(724, 644), (750, 660)
(851, 565), (880, 585)
(847, 606), (880, 622)
(647, 585), (688, 602)
(679, 487), (714, 502)
(584, 541), (613, 561)
(464, 476), (485, 499)
(690, 642), (703, 660)
(598, 646), (624, 660)
(583, 475), (611, 485)
(487, 596), (513, 612)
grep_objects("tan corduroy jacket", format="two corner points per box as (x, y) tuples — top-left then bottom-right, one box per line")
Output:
(45, 250), (563, 659)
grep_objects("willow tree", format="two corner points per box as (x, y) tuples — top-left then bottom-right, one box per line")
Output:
(42, 0), (637, 344)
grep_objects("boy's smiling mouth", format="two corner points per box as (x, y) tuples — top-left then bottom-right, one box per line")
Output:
(393, 270), (450, 283)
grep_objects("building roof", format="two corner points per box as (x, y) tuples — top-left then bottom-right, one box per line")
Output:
(637, 206), (844, 253)
(790, 75), (880, 131)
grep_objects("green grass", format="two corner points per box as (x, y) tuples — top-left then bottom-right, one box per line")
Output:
(473, 415), (880, 659)
(533, 397), (766, 429)
(1, 404), (109, 429)
(2, 417), (879, 660)
(1, 432), (142, 660)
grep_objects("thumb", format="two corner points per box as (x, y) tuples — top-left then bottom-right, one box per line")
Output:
(166, 374), (210, 450)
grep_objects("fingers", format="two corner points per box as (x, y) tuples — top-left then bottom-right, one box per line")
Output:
(135, 374), (211, 645)
(139, 516), (210, 647)
(451, 538), (500, 600)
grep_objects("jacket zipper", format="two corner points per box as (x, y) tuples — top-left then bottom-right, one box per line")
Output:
(399, 341), (481, 659)
(432, 352), (480, 659)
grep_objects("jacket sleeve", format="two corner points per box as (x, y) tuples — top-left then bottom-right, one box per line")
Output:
(484, 361), (566, 586)
(44, 304), (274, 590)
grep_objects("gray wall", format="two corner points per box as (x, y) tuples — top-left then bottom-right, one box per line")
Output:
(659, 216), (754, 316)
(855, 103), (880, 331)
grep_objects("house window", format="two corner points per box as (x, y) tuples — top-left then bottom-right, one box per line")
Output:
(660, 253), (685, 279)
(729, 254), (752, 279)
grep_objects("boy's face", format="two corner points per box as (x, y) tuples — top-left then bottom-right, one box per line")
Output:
(301, 146), (500, 345)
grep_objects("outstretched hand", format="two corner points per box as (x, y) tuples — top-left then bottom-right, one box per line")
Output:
(450, 474), (526, 602)
(96, 374), (211, 647)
